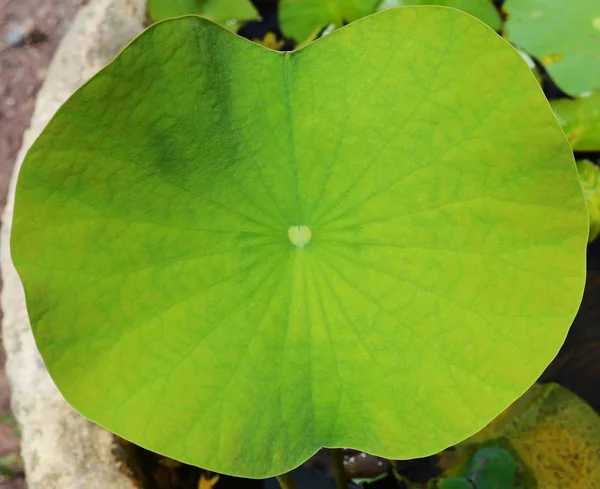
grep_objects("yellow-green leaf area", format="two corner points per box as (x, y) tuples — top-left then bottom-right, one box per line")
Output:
(11, 7), (587, 478)
(503, 0), (600, 97)
(378, 0), (502, 31)
(577, 160), (600, 242)
(552, 93), (600, 151)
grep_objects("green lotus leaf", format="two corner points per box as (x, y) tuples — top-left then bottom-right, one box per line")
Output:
(351, 473), (389, 485)
(577, 160), (600, 242)
(503, 0), (600, 97)
(552, 93), (600, 152)
(279, 0), (379, 43)
(435, 478), (474, 489)
(377, 0), (502, 31)
(466, 447), (518, 489)
(461, 383), (600, 489)
(11, 7), (587, 478)
(148, 0), (259, 28)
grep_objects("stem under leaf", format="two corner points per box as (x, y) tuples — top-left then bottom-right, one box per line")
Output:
(276, 473), (297, 489)
(331, 448), (347, 489)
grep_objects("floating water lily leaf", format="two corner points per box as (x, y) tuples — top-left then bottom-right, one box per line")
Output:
(466, 447), (518, 489)
(279, 0), (379, 43)
(503, 0), (600, 97)
(463, 383), (600, 489)
(377, 0), (502, 31)
(577, 160), (600, 242)
(433, 447), (521, 489)
(436, 478), (474, 489)
(552, 93), (600, 151)
(351, 473), (388, 485)
(147, 0), (258, 28)
(11, 7), (587, 478)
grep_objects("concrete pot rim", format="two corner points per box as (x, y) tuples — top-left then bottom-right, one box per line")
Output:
(1, 1), (146, 487)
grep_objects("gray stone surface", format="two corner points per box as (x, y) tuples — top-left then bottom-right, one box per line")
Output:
(1, 1), (146, 487)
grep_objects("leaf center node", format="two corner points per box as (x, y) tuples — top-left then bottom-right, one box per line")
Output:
(288, 225), (312, 248)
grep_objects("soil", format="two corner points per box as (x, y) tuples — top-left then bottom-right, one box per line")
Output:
(0, 1), (87, 487)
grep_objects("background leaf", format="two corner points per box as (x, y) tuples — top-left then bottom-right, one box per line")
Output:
(147, 0), (259, 27)
(11, 7), (587, 478)
(378, 0), (502, 31)
(503, 0), (600, 96)
(466, 447), (518, 489)
(552, 93), (600, 151)
(577, 160), (600, 242)
(279, 0), (379, 43)
(463, 383), (600, 489)
(435, 477), (474, 488)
